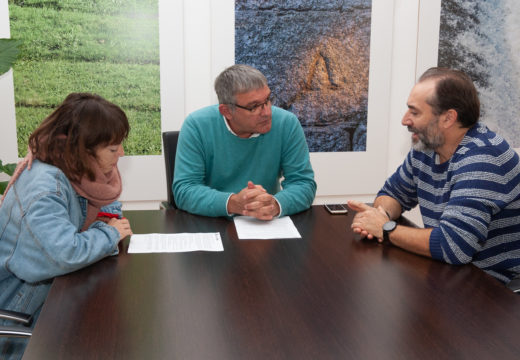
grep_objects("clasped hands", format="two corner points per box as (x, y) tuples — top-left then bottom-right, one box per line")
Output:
(228, 181), (280, 221)
(347, 200), (389, 242)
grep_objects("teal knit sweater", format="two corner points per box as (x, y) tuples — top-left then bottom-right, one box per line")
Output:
(173, 105), (316, 217)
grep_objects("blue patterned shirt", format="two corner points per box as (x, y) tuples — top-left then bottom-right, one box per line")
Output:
(378, 123), (520, 283)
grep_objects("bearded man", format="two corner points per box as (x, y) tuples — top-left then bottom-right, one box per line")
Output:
(348, 67), (520, 286)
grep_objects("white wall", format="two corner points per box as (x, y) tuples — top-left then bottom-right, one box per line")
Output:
(0, 0), (17, 166)
(0, 0), (442, 224)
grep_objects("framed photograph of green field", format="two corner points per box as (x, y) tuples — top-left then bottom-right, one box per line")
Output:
(8, 0), (160, 156)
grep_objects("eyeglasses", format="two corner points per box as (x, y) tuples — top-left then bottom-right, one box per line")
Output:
(232, 95), (272, 114)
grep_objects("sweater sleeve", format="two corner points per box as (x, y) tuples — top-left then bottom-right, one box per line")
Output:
(274, 115), (316, 216)
(429, 147), (520, 264)
(173, 115), (232, 217)
(377, 151), (418, 212)
(99, 201), (123, 217)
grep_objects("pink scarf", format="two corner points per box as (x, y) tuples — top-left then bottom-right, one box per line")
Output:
(72, 157), (122, 231)
(1, 157), (122, 232)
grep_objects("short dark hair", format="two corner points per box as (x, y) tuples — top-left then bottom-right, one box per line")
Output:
(418, 67), (480, 128)
(214, 64), (268, 105)
(29, 93), (130, 182)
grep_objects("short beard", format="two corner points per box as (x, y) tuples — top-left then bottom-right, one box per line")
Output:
(411, 117), (445, 151)
(412, 133), (444, 151)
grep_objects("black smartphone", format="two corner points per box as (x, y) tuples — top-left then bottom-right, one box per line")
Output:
(324, 204), (348, 214)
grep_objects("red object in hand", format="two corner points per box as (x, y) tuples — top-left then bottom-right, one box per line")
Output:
(97, 212), (122, 219)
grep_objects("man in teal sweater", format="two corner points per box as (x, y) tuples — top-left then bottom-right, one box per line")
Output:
(173, 64), (316, 220)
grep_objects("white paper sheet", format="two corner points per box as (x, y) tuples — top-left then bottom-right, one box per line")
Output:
(128, 233), (224, 253)
(234, 216), (301, 239)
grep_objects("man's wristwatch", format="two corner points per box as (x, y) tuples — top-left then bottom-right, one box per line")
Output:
(382, 221), (397, 242)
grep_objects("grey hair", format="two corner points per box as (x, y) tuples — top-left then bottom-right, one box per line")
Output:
(214, 64), (268, 105)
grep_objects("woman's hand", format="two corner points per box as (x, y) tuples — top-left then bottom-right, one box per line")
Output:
(0, 150), (35, 204)
(108, 218), (133, 241)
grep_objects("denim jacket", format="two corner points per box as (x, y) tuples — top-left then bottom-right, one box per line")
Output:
(0, 160), (121, 319)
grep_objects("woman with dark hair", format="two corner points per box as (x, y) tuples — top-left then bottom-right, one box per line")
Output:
(0, 93), (133, 359)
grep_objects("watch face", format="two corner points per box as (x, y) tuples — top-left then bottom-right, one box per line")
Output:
(383, 221), (397, 232)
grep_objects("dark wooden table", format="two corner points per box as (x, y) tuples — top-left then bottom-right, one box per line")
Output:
(23, 207), (520, 359)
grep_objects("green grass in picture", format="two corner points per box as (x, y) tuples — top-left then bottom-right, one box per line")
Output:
(9, 0), (158, 16)
(14, 106), (49, 156)
(9, 5), (159, 64)
(16, 106), (161, 157)
(8, 0), (161, 156)
(13, 60), (160, 109)
(124, 108), (162, 155)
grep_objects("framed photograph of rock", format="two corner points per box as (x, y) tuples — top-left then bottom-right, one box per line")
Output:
(236, 1), (371, 153)
(233, 0), (396, 197)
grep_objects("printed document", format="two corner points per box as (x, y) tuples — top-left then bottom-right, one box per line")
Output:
(234, 216), (301, 239)
(128, 233), (224, 253)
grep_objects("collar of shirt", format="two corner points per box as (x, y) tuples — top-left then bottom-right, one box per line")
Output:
(222, 115), (260, 138)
